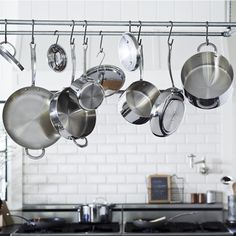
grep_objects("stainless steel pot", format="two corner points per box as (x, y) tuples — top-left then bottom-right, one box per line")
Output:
(181, 42), (233, 109)
(77, 199), (115, 223)
(2, 43), (60, 159)
(118, 44), (160, 125)
(70, 43), (105, 111)
(49, 42), (96, 147)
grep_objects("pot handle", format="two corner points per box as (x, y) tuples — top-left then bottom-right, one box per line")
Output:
(25, 148), (45, 160)
(72, 137), (88, 148)
(197, 42), (217, 53)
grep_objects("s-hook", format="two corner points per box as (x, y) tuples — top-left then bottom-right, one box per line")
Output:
(70, 20), (75, 45)
(4, 19), (7, 43)
(97, 31), (105, 66)
(54, 30), (60, 45)
(31, 19), (35, 44)
(137, 21), (142, 45)
(206, 21), (209, 45)
(168, 21), (174, 46)
(83, 20), (88, 45)
(129, 20), (132, 32)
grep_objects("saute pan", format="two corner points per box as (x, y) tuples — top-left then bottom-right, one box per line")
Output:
(3, 42), (60, 159)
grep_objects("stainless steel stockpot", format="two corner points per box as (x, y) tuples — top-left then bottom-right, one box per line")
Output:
(181, 42), (233, 109)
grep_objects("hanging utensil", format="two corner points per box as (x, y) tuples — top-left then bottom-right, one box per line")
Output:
(70, 21), (105, 111)
(118, 21), (141, 71)
(85, 31), (126, 97)
(181, 21), (233, 109)
(118, 22), (160, 125)
(47, 30), (67, 72)
(150, 22), (185, 137)
(2, 21), (60, 159)
(0, 19), (24, 71)
(49, 21), (96, 147)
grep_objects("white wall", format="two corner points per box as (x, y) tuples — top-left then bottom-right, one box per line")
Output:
(0, 0), (235, 209)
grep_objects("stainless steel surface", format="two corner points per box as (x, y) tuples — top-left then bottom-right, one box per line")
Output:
(49, 88), (95, 147)
(150, 32), (185, 137)
(2, 43), (60, 154)
(119, 32), (140, 71)
(119, 44), (160, 125)
(0, 42), (24, 70)
(233, 183), (236, 195)
(0, 20), (235, 38)
(47, 43), (67, 72)
(181, 43), (233, 109)
(206, 191), (216, 204)
(86, 65), (126, 97)
(70, 44), (104, 111)
(228, 195), (236, 223)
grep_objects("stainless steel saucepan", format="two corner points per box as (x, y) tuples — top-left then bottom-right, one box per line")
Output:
(150, 26), (185, 137)
(49, 40), (96, 147)
(70, 41), (105, 111)
(118, 44), (160, 125)
(181, 42), (233, 109)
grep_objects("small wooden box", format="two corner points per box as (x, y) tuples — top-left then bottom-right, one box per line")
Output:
(147, 174), (171, 203)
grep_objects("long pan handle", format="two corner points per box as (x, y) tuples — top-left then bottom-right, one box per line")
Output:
(70, 42), (76, 84)
(30, 43), (36, 86)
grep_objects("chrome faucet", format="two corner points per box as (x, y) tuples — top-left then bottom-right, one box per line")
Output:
(188, 154), (209, 175)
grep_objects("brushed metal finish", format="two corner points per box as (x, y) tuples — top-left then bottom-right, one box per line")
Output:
(3, 87), (60, 149)
(150, 89), (185, 137)
(50, 88), (96, 140)
(181, 49), (233, 109)
(86, 65), (126, 97)
(118, 81), (160, 125)
(118, 32), (140, 71)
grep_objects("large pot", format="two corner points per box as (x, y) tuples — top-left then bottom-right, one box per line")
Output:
(181, 42), (233, 109)
(77, 199), (115, 223)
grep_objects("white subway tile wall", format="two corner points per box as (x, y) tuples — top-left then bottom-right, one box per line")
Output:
(1, 0), (233, 206)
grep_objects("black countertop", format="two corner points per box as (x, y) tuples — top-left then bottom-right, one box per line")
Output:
(0, 225), (19, 236)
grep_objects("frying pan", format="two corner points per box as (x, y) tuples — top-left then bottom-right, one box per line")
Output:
(49, 42), (96, 147)
(181, 42), (233, 109)
(8, 214), (65, 228)
(118, 44), (160, 125)
(118, 32), (140, 71)
(150, 35), (185, 137)
(2, 43), (60, 159)
(133, 212), (197, 229)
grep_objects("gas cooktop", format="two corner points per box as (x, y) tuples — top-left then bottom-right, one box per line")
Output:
(124, 221), (232, 236)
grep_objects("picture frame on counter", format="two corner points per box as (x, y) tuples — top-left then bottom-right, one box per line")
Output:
(147, 174), (171, 203)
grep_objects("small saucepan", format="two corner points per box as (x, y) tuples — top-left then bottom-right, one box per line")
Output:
(181, 42), (233, 109)
(118, 44), (160, 125)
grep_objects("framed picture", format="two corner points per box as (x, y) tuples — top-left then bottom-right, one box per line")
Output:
(147, 174), (171, 203)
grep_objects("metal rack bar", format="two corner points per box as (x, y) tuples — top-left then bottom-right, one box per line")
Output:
(0, 19), (234, 37)
(0, 19), (236, 27)
(0, 31), (226, 37)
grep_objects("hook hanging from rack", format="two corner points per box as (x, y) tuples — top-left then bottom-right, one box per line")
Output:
(31, 19), (35, 44)
(97, 31), (105, 66)
(129, 20), (131, 32)
(70, 20), (75, 45)
(137, 21), (142, 45)
(83, 20), (88, 45)
(168, 21), (174, 46)
(4, 19), (7, 43)
(54, 30), (60, 45)
(206, 21), (209, 45)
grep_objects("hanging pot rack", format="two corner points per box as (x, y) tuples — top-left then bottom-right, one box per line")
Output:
(0, 19), (235, 37)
